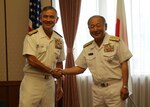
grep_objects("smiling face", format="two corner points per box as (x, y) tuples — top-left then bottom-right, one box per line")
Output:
(40, 9), (58, 31)
(88, 16), (107, 41)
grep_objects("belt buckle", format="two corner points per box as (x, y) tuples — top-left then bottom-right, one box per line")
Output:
(44, 75), (49, 79)
(100, 82), (108, 87)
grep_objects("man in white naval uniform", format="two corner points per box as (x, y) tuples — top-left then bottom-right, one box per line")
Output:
(57, 15), (132, 107)
(19, 6), (65, 107)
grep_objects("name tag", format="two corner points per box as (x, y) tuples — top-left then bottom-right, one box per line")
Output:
(88, 53), (93, 56)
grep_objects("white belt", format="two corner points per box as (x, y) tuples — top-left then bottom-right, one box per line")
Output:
(25, 72), (52, 80)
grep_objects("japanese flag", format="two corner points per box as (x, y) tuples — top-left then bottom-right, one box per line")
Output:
(115, 0), (128, 46)
(115, 0), (133, 97)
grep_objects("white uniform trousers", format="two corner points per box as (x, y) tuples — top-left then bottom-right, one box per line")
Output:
(19, 73), (55, 107)
(92, 80), (125, 107)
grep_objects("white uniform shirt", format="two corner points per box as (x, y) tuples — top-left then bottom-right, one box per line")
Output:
(23, 26), (65, 75)
(76, 34), (132, 83)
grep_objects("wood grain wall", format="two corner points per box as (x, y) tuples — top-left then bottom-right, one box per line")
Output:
(0, 0), (51, 106)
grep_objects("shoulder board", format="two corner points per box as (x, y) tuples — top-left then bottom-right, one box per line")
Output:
(28, 29), (38, 36)
(83, 40), (93, 48)
(109, 36), (120, 42)
(54, 31), (62, 37)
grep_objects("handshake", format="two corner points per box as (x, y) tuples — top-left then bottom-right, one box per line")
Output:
(50, 68), (65, 79)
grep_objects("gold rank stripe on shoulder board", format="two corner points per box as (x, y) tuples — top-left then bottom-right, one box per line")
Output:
(28, 29), (38, 36)
(83, 40), (93, 48)
(109, 36), (120, 42)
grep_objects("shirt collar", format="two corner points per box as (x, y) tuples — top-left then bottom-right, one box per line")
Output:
(38, 26), (55, 40)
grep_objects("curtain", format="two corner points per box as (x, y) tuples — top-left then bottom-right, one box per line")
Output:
(59, 0), (81, 107)
(125, 0), (150, 107)
(54, 0), (150, 106)
(77, 75), (93, 107)
(77, 0), (150, 107)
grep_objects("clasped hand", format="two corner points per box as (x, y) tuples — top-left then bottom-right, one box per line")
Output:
(51, 68), (63, 79)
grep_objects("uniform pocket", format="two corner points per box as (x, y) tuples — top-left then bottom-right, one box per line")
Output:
(86, 55), (96, 68)
(103, 52), (119, 65)
(37, 45), (47, 54)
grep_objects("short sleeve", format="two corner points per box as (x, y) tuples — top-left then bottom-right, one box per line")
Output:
(23, 35), (37, 56)
(57, 39), (65, 62)
(75, 49), (87, 69)
(117, 40), (132, 63)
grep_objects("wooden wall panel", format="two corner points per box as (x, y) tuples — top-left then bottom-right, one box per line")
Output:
(0, 0), (7, 81)
(0, 81), (21, 107)
(8, 83), (20, 107)
(0, 87), (7, 107)
(41, 0), (52, 8)
(0, 0), (52, 107)
(6, 0), (29, 81)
